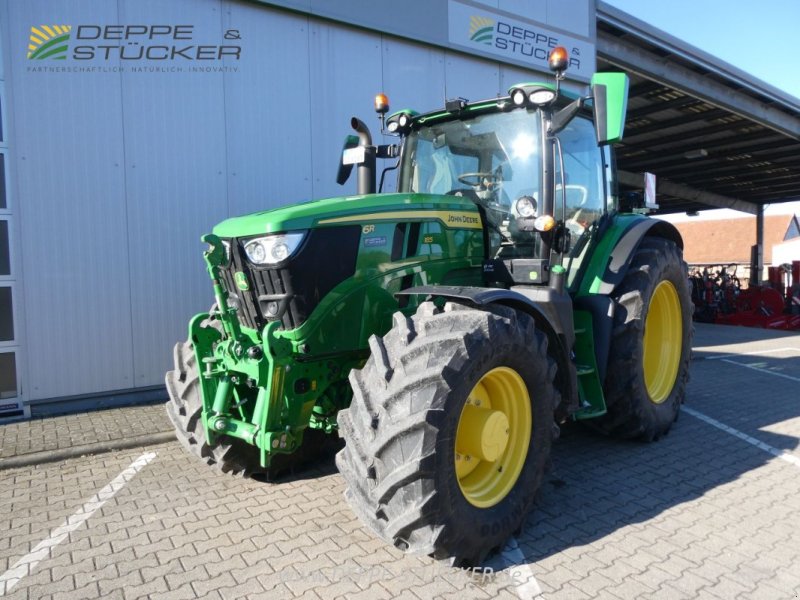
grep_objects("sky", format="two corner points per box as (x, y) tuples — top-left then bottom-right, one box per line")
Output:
(603, 0), (800, 220)
(603, 0), (800, 100)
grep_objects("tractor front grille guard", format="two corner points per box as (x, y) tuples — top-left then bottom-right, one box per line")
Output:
(219, 225), (362, 332)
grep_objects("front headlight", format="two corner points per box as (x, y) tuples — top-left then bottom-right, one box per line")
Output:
(243, 232), (306, 265)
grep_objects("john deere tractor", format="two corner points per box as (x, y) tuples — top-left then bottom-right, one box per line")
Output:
(166, 48), (692, 566)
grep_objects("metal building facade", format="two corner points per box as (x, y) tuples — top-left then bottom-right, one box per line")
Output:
(0, 0), (594, 417)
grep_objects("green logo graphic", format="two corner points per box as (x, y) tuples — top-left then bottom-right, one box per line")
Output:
(28, 25), (72, 60)
(469, 16), (494, 45)
(234, 271), (250, 291)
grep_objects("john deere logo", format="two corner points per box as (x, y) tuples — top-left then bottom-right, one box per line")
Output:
(27, 25), (72, 60)
(234, 271), (250, 291)
(469, 16), (494, 45)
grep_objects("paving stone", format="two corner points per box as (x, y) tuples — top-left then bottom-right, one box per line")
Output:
(0, 326), (799, 600)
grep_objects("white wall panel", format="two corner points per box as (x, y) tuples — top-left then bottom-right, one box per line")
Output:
(444, 51), (500, 103)
(382, 38), (446, 122)
(8, 0), (134, 400)
(308, 22), (382, 200)
(500, 64), (540, 91)
(547, 0), (591, 38)
(223, 5), (313, 217)
(118, 0), (229, 386)
(380, 38), (446, 193)
(3, 0), (596, 407)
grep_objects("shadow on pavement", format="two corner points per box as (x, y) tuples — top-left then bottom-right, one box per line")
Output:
(497, 334), (800, 569)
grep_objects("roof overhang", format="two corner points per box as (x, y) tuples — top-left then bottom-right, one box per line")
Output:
(596, 2), (800, 214)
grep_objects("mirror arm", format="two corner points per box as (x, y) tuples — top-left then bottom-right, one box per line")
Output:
(550, 96), (588, 136)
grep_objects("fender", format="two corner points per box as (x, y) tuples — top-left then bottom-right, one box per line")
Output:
(396, 285), (579, 416)
(578, 215), (683, 297)
(575, 213), (684, 382)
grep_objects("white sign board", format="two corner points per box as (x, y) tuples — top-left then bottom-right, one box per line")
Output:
(644, 172), (659, 209)
(448, 0), (595, 82)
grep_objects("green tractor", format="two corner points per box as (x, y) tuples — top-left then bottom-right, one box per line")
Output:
(166, 48), (692, 566)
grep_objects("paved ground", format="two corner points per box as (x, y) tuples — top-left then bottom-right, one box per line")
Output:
(0, 323), (799, 599)
(0, 404), (169, 461)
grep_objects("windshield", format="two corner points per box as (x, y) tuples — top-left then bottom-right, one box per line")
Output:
(399, 109), (543, 258)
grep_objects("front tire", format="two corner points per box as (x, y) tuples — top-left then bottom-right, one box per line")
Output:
(336, 302), (555, 566)
(166, 331), (340, 480)
(165, 339), (267, 477)
(596, 237), (693, 440)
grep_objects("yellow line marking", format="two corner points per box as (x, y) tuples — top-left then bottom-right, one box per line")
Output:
(318, 210), (482, 230)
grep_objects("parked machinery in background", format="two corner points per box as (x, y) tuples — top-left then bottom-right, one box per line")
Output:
(690, 260), (800, 330)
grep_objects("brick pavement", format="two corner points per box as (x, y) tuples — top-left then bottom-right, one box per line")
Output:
(0, 323), (798, 599)
(0, 403), (170, 460)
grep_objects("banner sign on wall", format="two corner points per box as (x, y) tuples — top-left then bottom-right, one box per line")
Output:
(448, 0), (595, 81)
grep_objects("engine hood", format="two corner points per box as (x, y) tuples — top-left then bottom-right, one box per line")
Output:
(212, 192), (482, 238)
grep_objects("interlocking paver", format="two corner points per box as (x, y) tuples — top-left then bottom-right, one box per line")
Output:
(0, 403), (169, 459)
(0, 324), (798, 600)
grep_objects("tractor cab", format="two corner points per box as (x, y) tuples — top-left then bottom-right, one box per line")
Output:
(342, 46), (629, 292)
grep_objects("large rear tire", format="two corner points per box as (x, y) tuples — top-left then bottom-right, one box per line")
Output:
(336, 301), (555, 566)
(596, 237), (693, 441)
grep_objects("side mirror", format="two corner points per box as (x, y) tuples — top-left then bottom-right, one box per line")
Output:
(590, 72), (629, 145)
(336, 134), (360, 185)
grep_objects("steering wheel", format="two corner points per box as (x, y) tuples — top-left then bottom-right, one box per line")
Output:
(457, 172), (502, 190)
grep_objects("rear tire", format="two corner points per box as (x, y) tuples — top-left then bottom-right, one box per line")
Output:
(336, 301), (555, 566)
(595, 237), (693, 441)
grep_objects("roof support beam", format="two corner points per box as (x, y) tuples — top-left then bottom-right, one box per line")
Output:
(617, 170), (759, 214)
(597, 34), (800, 140)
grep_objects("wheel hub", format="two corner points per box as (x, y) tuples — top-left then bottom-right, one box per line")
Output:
(643, 280), (682, 404)
(456, 405), (510, 462)
(454, 366), (532, 508)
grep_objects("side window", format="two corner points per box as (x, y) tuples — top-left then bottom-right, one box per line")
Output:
(556, 116), (605, 225)
(555, 116), (606, 288)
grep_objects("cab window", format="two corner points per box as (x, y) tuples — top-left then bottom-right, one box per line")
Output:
(555, 116), (606, 288)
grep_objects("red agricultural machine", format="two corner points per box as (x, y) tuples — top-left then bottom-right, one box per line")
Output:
(690, 260), (800, 330)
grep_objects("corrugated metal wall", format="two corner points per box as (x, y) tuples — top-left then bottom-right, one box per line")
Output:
(1, 0), (590, 409)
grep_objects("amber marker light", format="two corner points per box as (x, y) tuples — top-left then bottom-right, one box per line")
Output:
(534, 215), (556, 232)
(548, 46), (569, 74)
(374, 93), (390, 114)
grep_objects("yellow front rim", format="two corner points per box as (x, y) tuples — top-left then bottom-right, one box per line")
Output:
(643, 280), (682, 404)
(455, 367), (532, 508)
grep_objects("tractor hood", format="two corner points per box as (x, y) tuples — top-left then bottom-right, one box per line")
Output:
(212, 192), (482, 238)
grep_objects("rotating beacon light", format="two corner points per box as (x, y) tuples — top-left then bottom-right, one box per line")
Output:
(375, 92), (390, 131)
(548, 46), (569, 94)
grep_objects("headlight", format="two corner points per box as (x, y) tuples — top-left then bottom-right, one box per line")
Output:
(515, 196), (537, 218)
(511, 88), (527, 106)
(243, 232), (306, 265)
(529, 89), (556, 105)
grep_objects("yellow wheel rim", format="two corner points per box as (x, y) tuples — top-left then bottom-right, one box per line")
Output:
(643, 280), (682, 404)
(455, 367), (532, 508)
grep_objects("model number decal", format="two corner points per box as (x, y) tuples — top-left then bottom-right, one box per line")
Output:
(363, 236), (387, 247)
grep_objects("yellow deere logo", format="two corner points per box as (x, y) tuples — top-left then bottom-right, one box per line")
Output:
(469, 16), (494, 45)
(27, 25), (72, 60)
